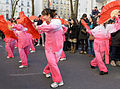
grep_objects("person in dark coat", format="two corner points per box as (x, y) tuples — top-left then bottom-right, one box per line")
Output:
(69, 18), (79, 53)
(79, 14), (89, 54)
(109, 19), (120, 66)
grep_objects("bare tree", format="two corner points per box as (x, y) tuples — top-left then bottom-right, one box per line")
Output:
(32, 0), (34, 15)
(70, 0), (79, 19)
(11, 0), (20, 18)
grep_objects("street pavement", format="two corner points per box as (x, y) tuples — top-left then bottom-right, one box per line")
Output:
(0, 39), (120, 89)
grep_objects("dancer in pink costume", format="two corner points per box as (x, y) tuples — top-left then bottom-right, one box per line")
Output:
(37, 8), (64, 88)
(4, 37), (16, 58)
(12, 24), (31, 68)
(87, 16), (120, 75)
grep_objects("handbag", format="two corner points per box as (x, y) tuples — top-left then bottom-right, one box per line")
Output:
(89, 35), (94, 40)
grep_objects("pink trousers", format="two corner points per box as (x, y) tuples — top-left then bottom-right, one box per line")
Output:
(30, 39), (35, 51)
(44, 49), (63, 83)
(18, 45), (30, 66)
(60, 50), (66, 59)
(5, 41), (16, 58)
(91, 40), (108, 72)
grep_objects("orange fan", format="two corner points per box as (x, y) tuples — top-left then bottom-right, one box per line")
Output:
(81, 19), (90, 30)
(0, 15), (17, 39)
(99, 1), (120, 24)
(19, 11), (26, 18)
(17, 16), (40, 39)
(29, 15), (38, 21)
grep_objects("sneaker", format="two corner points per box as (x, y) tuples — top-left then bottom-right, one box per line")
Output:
(60, 58), (66, 61)
(99, 71), (108, 75)
(110, 60), (116, 66)
(15, 47), (17, 48)
(42, 44), (45, 47)
(30, 51), (35, 53)
(36, 44), (40, 46)
(43, 72), (51, 78)
(7, 56), (14, 59)
(80, 51), (84, 54)
(19, 60), (22, 63)
(84, 51), (87, 54)
(116, 61), (120, 66)
(51, 81), (64, 88)
(90, 64), (96, 69)
(19, 65), (28, 68)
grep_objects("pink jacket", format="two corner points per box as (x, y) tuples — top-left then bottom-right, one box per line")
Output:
(38, 19), (63, 52)
(15, 31), (31, 48)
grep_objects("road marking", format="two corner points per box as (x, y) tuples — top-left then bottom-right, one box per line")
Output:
(9, 72), (42, 77)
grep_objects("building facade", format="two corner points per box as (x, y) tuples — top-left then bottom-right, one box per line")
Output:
(42, 0), (71, 19)
(0, 0), (32, 19)
(34, 0), (43, 17)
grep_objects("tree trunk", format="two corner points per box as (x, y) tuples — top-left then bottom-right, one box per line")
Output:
(70, 0), (75, 18)
(70, 0), (79, 19)
(74, 0), (79, 19)
(32, 0), (34, 15)
(11, 0), (20, 18)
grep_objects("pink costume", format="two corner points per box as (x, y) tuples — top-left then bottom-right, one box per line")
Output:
(87, 23), (120, 72)
(38, 19), (63, 83)
(13, 24), (31, 66)
(60, 26), (68, 59)
(4, 37), (16, 58)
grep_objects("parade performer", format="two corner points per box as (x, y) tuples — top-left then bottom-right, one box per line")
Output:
(11, 24), (31, 68)
(37, 8), (64, 88)
(81, 1), (120, 75)
(82, 15), (120, 75)
(0, 15), (17, 58)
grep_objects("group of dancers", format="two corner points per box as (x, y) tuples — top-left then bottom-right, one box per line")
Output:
(1, 1), (120, 88)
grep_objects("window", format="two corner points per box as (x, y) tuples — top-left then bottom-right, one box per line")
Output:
(6, 14), (9, 20)
(21, 8), (23, 11)
(27, 8), (29, 13)
(27, 2), (30, 7)
(21, 1), (24, 6)
(6, 0), (9, 4)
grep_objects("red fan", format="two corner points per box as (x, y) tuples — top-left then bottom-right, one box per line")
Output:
(19, 11), (26, 18)
(0, 15), (17, 39)
(81, 19), (90, 30)
(99, 1), (120, 24)
(17, 16), (40, 39)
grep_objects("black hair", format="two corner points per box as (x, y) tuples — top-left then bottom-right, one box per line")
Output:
(41, 8), (57, 18)
(108, 19), (115, 24)
(82, 14), (87, 18)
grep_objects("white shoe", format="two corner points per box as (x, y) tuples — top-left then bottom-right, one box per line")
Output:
(42, 44), (45, 47)
(31, 51), (35, 53)
(43, 72), (51, 78)
(19, 65), (28, 68)
(110, 60), (116, 66)
(7, 56), (10, 59)
(7, 56), (14, 59)
(51, 81), (64, 88)
(36, 44), (40, 46)
(15, 47), (17, 48)
(60, 58), (66, 61)
(19, 60), (22, 63)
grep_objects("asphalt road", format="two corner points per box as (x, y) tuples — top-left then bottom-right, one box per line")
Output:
(0, 39), (120, 89)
